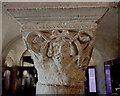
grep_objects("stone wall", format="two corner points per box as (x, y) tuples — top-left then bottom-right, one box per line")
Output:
(2, 7), (20, 61)
(94, 7), (119, 94)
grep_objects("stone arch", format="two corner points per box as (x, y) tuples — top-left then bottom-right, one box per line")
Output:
(3, 34), (27, 67)
(19, 49), (33, 66)
(2, 35), (22, 63)
(19, 49), (28, 66)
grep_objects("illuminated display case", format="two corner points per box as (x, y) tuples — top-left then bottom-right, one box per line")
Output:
(85, 66), (98, 96)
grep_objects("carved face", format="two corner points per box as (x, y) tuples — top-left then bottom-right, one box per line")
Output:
(24, 30), (96, 71)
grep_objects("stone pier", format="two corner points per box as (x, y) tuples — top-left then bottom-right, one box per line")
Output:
(5, 2), (109, 94)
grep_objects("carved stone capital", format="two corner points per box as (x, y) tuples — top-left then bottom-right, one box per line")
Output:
(5, 2), (109, 94)
(22, 29), (96, 94)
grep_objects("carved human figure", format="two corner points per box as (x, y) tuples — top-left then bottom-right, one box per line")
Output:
(23, 29), (96, 94)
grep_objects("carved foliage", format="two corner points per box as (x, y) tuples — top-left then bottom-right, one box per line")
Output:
(24, 30), (95, 71)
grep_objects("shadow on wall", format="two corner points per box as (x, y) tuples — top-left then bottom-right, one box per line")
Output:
(91, 48), (106, 94)
(94, 7), (119, 94)
(96, 7), (119, 61)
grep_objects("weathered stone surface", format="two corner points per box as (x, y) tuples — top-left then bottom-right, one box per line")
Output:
(4, 2), (109, 94)
(23, 29), (96, 94)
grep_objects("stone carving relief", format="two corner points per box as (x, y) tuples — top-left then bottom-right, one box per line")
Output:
(23, 29), (96, 94)
(4, 2), (109, 94)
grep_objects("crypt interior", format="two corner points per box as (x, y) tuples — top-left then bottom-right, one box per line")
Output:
(1, 2), (120, 96)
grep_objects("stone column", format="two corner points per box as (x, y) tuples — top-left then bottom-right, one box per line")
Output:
(5, 2), (109, 94)
(21, 21), (96, 94)
(11, 65), (17, 95)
